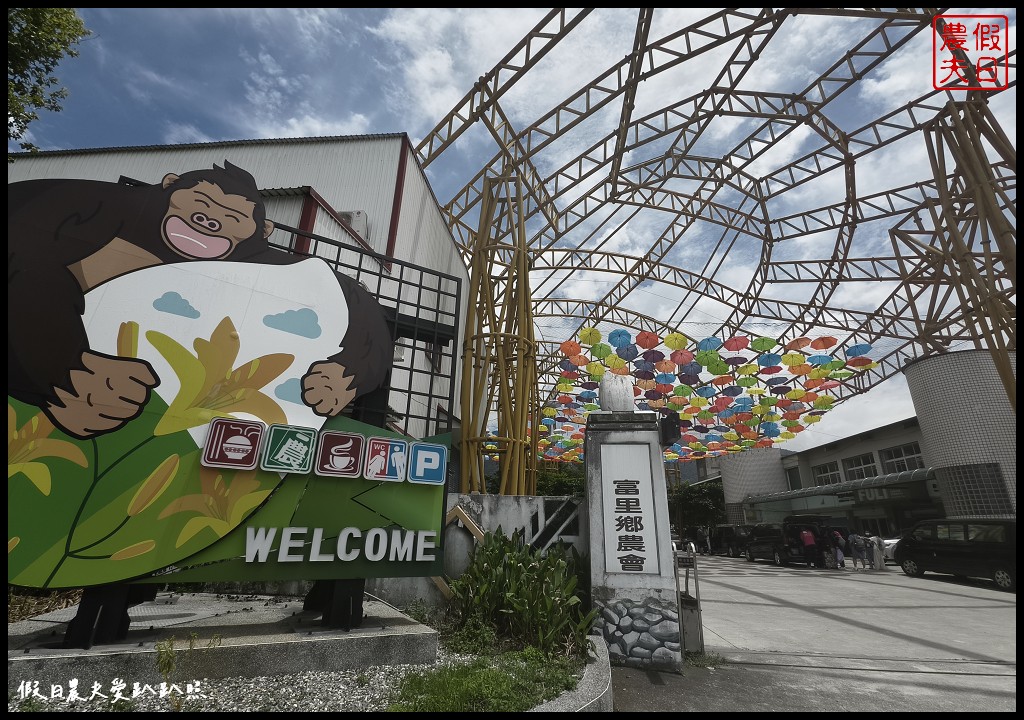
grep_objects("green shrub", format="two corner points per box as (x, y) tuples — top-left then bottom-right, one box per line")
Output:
(446, 529), (598, 660)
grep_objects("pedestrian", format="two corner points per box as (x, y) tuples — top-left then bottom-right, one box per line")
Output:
(831, 529), (846, 568)
(799, 527), (818, 568)
(868, 532), (887, 571)
(848, 530), (868, 569)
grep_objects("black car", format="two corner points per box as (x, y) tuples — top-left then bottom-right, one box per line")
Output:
(711, 523), (755, 558)
(894, 518), (1016, 592)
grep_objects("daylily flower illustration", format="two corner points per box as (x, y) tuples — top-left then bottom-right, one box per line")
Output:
(147, 317), (293, 435)
(8, 405), (88, 495)
(158, 465), (271, 548)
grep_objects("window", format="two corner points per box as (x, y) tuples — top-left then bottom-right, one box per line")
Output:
(843, 453), (877, 481)
(879, 442), (924, 473)
(785, 466), (802, 491)
(812, 461), (841, 485)
(968, 524), (1007, 543)
(936, 523), (966, 541)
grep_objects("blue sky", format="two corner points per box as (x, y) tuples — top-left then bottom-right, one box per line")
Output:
(11, 8), (1017, 453)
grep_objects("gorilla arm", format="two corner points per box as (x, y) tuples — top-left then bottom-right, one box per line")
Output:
(303, 270), (393, 417)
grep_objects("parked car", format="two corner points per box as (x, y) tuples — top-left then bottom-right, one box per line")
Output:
(894, 518), (1016, 592)
(882, 536), (901, 563)
(711, 524), (755, 558)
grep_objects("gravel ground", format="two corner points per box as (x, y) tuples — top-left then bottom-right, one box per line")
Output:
(9, 647), (476, 712)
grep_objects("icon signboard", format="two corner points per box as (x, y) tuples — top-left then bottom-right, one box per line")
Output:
(260, 424), (317, 474)
(407, 442), (448, 485)
(202, 418), (266, 470)
(316, 431), (365, 478)
(364, 437), (409, 482)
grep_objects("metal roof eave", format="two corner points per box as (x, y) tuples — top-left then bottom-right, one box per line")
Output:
(745, 467), (935, 504)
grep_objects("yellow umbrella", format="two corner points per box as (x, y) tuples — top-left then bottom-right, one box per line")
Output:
(579, 327), (601, 345)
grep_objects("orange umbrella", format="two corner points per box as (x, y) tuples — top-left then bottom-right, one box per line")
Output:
(784, 337), (811, 350)
(569, 353), (590, 366)
(559, 340), (582, 356)
(810, 336), (838, 350)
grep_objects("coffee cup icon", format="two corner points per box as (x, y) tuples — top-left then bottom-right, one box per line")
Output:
(329, 443), (355, 471)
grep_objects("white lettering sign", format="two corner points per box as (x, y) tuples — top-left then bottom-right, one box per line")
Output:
(244, 527), (438, 563)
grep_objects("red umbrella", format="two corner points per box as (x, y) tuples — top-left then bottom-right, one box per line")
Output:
(722, 336), (749, 351)
(636, 331), (661, 349)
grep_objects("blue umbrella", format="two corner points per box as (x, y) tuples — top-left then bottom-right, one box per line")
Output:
(680, 361), (703, 376)
(807, 354), (833, 365)
(758, 353), (782, 366)
(697, 337), (723, 351)
(845, 343), (872, 357)
(655, 372), (676, 384)
(609, 329), (632, 348)
(695, 386), (718, 398)
(616, 344), (639, 361)
(633, 359), (655, 372)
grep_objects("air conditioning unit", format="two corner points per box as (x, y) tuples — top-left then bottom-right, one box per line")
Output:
(338, 210), (369, 243)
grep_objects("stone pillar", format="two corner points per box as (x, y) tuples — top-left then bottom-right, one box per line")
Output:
(584, 411), (682, 672)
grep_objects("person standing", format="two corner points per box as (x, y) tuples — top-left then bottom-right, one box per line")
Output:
(868, 532), (887, 571)
(831, 529), (847, 569)
(800, 527), (818, 568)
(848, 530), (868, 569)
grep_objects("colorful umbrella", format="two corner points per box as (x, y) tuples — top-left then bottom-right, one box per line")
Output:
(663, 332), (689, 350)
(578, 327), (601, 345)
(617, 344), (639, 361)
(784, 337), (811, 350)
(722, 336), (749, 351)
(559, 340), (581, 356)
(589, 342), (613, 359)
(670, 349), (694, 365)
(697, 337), (723, 351)
(636, 331), (661, 349)
(608, 329), (632, 348)
(845, 343), (872, 357)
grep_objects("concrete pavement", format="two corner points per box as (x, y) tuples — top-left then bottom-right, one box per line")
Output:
(611, 554), (1016, 712)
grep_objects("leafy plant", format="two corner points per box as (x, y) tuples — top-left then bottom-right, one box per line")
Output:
(446, 529), (598, 660)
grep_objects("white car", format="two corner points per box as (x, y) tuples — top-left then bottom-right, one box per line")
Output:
(883, 536), (901, 563)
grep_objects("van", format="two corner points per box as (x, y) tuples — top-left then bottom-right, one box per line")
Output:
(711, 524), (755, 558)
(894, 518), (1016, 592)
(744, 516), (849, 568)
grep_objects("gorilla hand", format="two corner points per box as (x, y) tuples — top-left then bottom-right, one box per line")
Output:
(46, 351), (159, 439)
(302, 361), (358, 417)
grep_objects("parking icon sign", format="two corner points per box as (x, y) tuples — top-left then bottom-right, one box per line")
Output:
(407, 442), (448, 485)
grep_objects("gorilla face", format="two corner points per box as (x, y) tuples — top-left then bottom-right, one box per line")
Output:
(162, 180), (260, 259)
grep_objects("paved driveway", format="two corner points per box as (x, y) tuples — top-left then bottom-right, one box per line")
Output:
(612, 554), (1016, 712)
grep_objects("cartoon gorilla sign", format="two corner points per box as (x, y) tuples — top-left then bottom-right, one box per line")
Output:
(8, 161), (392, 438)
(7, 161), (399, 588)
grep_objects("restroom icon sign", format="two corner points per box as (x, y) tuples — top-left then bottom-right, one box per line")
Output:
(316, 431), (365, 478)
(364, 437), (408, 482)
